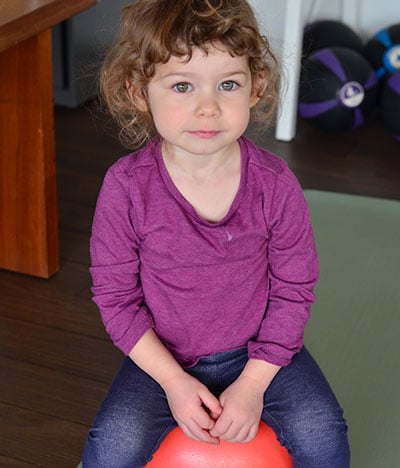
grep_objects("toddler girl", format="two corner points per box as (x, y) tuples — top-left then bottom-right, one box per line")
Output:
(82, 1), (350, 466)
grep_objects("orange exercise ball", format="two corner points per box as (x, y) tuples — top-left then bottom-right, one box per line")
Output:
(147, 422), (293, 468)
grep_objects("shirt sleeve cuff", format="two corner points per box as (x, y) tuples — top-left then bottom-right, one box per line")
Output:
(114, 311), (155, 356)
(248, 342), (299, 367)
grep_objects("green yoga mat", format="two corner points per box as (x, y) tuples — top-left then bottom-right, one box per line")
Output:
(304, 190), (400, 468)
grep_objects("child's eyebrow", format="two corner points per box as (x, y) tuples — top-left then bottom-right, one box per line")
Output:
(159, 70), (249, 80)
(221, 70), (249, 78)
(158, 72), (194, 80)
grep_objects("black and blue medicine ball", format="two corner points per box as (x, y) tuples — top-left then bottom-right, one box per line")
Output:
(363, 24), (400, 79)
(303, 20), (363, 57)
(298, 47), (379, 132)
(380, 70), (400, 140)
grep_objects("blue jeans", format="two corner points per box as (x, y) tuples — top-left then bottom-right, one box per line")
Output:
(82, 347), (350, 468)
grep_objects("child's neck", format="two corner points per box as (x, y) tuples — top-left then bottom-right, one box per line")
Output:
(161, 139), (242, 223)
(162, 140), (240, 183)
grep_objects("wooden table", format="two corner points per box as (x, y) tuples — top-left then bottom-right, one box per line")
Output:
(0, 0), (97, 277)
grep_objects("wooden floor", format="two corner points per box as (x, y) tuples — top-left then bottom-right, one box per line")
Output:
(1, 104), (400, 467)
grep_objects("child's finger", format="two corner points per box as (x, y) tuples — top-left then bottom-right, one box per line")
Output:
(209, 413), (233, 438)
(193, 403), (218, 430)
(180, 421), (220, 445)
(209, 409), (221, 420)
(199, 389), (222, 418)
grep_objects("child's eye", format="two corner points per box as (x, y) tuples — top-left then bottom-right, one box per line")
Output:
(173, 82), (192, 93)
(220, 81), (239, 91)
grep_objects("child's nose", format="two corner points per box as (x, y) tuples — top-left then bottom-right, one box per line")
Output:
(195, 93), (221, 118)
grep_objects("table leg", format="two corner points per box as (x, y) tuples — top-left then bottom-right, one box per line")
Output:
(0, 29), (59, 278)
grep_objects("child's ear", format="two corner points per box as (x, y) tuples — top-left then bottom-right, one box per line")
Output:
(126, 80), (148, 112)
(250, 71), (268, 108)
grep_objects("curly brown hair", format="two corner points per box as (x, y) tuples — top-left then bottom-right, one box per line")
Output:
(100, 0), (280, 148)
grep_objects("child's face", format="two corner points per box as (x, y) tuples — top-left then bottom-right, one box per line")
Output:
(145, 44), (260, 158)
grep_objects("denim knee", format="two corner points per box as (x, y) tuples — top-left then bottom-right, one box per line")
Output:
(82, 421), (151, 468)
(82, 357), (176, 468)
(262, 348), (350, 468)
(280, 400), (350, 467)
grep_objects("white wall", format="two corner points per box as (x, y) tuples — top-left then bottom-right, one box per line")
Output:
(358, 0), (400, 37)
(249, 0), (400, 51)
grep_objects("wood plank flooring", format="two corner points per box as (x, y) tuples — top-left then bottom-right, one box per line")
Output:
(1, 103), (399, 467)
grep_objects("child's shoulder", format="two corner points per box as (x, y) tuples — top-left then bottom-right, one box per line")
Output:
(106, 137), (159, 180)
(241, 136), (289, 175)
(241, 136), (303, 196)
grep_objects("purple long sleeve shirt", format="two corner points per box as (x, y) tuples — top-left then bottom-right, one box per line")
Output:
(90, 136), (318, 368)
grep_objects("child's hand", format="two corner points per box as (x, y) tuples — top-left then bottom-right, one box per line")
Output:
(209, 375), (264, 443)
(163, 373), (222, 444)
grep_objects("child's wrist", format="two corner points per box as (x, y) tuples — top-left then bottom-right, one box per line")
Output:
(159, 369), (187, 392)
(239, 358), (281, 392)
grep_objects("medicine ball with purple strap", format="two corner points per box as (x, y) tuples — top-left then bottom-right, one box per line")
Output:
(298, 47), (379, 132)
(303, 20), (363, 58)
